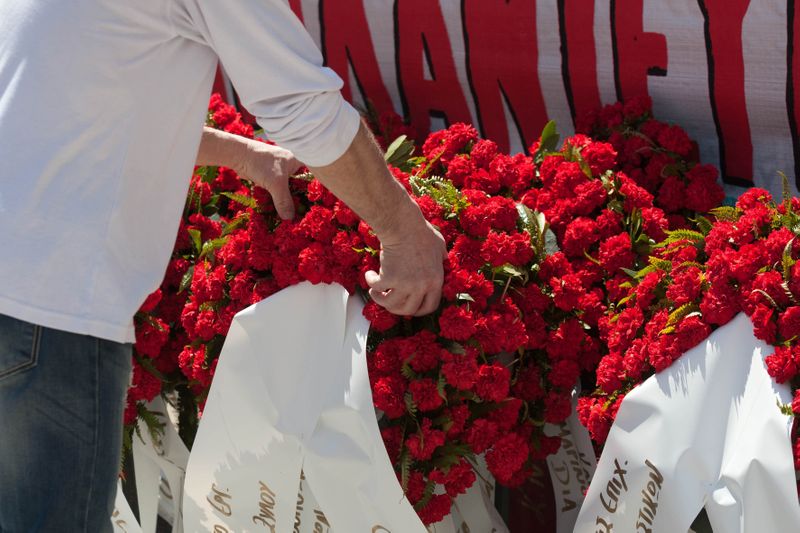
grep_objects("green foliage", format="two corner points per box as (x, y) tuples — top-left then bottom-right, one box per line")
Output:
(384, 135), (417, 172)
(709, 205), (743, 222)
(692, 215), (714, 235)
(196, 165), (219, 184)
(399, 447), (412, 492)
(404, 391), (418, 420)
(777, 399), (795, 417)
(178, 265), (195, 293)
(648, 256), (673, 273)
(533, 120), (560, 164)
(782, 238), (796, 281)
(662, 303), (699, 332)
(413, 480), (437, 511)
(222, 212), (251, 236)
(221, 191), (258, 210)
(187, 228), (202, 255)
(401, 362), (418, 381)
(409, 174), (469, 215)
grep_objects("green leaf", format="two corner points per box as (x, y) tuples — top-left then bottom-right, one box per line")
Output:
(220, 192), (258, 210)
(178, 265), (195, 294)
(384, 135), (418, 172)
(617, 293), (635, 307)
(499, 264), (526, 278)
(400, 362), (418, 381)
(539, 120), (559, 151)
(648, 256), (673, 272)
(665, 302), (699, 329)
(633, 264), (659, 279)
(399, 448), (412, 491)
(222, 212), (251, 236)
(533, 120), (560, 163)
(413, 480), (437, 511)
(664, 228), (706, 243)
(583, 250), (602, 266)
(404, 392), (418, 420)
(409, 174), (469, 214)
(709, 206), (743, 222)
(437, 375), (447, 401)
(516, 203), (538, 236)
(200, 236), (229, 259)
(777, 399), (795, 417)
(782, 238), (796, 281)
(196, 165), (219, 184)
(136, 403), (166, 449)
(692, 215), (714, 235)
(780, 171), (792, 214)
(187, 228), (202, 255)
(752, 289), (780, 310)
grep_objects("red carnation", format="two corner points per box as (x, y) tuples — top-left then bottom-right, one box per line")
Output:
(549, 358), (581, 389)
(765, 346), (799, 383)
(562, 217), (600, 257)
(406, 419), (446, 461)
(599, 232), (635, 273)
(441, 348), (479, 390)
(751, 304), (777, 344)
(475, 363), (511, 402)
(409, 378), (444, 412)
(486, 432), (530, 484)
(363, 300), (399, 332)
(464, 418), (500, 453)
(779, 306), (800, 341)
(438, 305), (477, 341)
(372, 375), (407, 419)
(543, 392), (572, 423)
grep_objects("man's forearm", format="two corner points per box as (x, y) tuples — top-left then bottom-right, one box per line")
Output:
(196, 126), (252, 172)
(309, 121), (446, 316)
(307, 121), (425, 243)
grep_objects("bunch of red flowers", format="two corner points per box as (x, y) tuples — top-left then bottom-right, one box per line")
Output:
(578, 96), (724, 226)
(125, 98), (586, 524)
(577, 185), (800, 470)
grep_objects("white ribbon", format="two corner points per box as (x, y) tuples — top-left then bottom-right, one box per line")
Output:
(111, 481), (144, 533)
(182, 282), (426, 532)
(132, 395), (190, 532)
(545, 389), (598, 533)
(574, 313), (800, 532)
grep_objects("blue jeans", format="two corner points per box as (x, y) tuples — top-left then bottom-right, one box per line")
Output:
(0, 314), (132, 532)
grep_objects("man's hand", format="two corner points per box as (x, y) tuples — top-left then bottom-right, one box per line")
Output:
(195, 127), (301, 219)
(235, 141), (301, 219)
(308, 122), (447, 317)
(365, 220), (447, 316)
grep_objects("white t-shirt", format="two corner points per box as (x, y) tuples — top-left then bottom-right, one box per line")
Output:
(0, 0), (361, 343)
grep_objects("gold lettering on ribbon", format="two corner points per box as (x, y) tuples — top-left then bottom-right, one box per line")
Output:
(207, 483), (233, 517)
(372, 527), (391, 533)
(111, 509), (128, 533)
(252, 481), (278, 532)
(213, 526), (230, 533)
(313, 509), (331, 532)
(635, 460), (664, 532)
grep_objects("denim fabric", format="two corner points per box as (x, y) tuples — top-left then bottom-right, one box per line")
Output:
(0, 314), (132, 532)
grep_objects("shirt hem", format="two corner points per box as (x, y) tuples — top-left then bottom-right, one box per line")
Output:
(0, 296), (135, 344)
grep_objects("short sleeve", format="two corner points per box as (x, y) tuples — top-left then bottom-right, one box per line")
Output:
(170, 0), (360, 166)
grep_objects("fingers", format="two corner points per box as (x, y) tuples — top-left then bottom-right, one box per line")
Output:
(269, 178), (295, 220)
(415, 289), (441, 317)
(366, 269), (443, 317)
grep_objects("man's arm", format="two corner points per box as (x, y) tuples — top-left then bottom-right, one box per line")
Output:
(195, 123), (446, 317)
(308, 122), (447, 317)
(195, 126), (301, 219)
